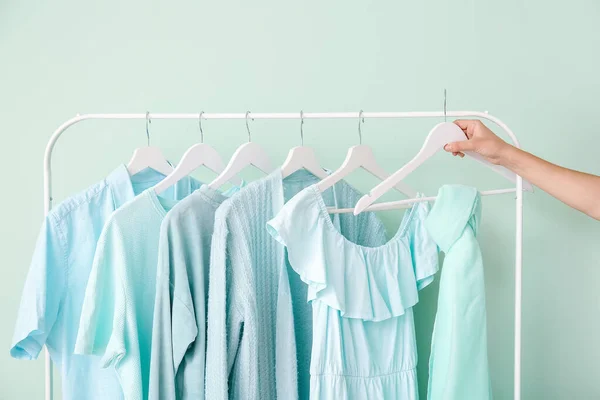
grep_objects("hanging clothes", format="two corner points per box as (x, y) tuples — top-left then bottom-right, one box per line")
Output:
(74, 186), (199, 400)
(267, 185), (439, 400)
(10, 165), (200, 400)
(425, 185), (492, 400)
(149, 183), (243, 400)
(204, 169), (389, 400)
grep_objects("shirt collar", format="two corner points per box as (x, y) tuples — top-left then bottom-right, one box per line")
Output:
(106, 164), (136, 208)
(198, 184), (231, 207)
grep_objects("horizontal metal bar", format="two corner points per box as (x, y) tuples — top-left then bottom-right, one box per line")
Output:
(68, 111), (491, 120)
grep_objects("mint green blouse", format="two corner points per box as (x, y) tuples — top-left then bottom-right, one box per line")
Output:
(425, 185), (492, 400)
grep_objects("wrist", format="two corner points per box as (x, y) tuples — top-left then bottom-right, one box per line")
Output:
(497, 143), (522, 170)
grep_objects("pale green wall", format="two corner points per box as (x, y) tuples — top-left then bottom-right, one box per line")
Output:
(1, 1), (599, 399)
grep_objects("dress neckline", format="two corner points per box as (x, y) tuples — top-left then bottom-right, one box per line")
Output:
(307, 184), (419, 253)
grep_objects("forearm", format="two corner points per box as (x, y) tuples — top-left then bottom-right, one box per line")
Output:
(500, 145), (600, 220)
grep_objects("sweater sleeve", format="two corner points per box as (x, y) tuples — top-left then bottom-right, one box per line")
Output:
(204, 211), (245, 400)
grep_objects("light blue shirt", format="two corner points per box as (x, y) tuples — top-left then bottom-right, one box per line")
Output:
(149, 184), (242, 400)
(11, 165), (200, 400)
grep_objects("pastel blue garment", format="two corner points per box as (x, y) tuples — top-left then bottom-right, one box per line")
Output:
(205, 169), (389, 400)
(11, 165), (200, 400)
(149, 184), (242, 400)
(74, 187), (198, 400)
(425, 185), (492, 400)
(267, 185), (439, 400)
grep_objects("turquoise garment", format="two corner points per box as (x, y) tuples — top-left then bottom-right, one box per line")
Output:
(74, 187), (197, 400)
(425, 185), (492, 400)
(11, 165), (200, 400)
(149, 184), (242, 400)
(267, 185), (439, 400)
(205, 169), (389, 400)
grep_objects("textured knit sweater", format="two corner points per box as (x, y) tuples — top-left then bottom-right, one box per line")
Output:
(204, 169), (388, 400)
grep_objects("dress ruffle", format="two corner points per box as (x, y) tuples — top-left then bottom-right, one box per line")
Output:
(267, 185), (438, 322)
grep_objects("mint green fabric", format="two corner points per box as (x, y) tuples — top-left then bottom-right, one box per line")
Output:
(11, 165), (200, 400)
(425, 185), (492, 400)
(267, 185), (439, 399)
(149, 184), (242, 400)
(204, 169), (389, 400)
(74, 188), (195, 400)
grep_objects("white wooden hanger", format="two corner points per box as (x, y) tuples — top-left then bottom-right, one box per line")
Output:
(127, 112), (174, 176)
(281, 111), (328, 179)
(209, 111), (273, 189)
(153, 112), (241, 195)
(316, 111), (417, 197)
(353, 121), (534, 214)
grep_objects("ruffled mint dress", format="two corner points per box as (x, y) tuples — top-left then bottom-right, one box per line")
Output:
(267, 185), (439, 399)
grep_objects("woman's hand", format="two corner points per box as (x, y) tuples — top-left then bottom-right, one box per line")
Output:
(444, 120), (511, 165)
(443, 119), (600, 220)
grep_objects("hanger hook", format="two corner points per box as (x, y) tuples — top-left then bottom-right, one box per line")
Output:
(199, 111), (205, 143)
(146, 111), (151, 146)
(443, 89), (447, 123)
(300, 110), (304, 146)
(358, 110), (364, 145)
(245, 111), (253, 142)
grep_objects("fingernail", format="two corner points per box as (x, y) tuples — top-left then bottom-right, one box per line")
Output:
(444, 144), (451, 151)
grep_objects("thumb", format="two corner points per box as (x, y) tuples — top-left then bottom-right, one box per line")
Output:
(444, 139), (475, 153)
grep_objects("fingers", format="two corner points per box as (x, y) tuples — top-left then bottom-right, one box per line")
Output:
(452, 152), (465, 158)
(444, 140), (475, 153)
(453, 119), (474, 130)
(453, 119), (480, 138)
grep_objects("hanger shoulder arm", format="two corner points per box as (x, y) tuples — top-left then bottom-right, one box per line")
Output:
(127, 146), (174, 176)
(210, 142), (272, 189)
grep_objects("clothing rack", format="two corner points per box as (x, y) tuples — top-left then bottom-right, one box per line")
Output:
(43, 111), (524, 400)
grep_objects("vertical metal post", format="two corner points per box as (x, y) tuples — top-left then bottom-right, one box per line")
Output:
(43, 186), (53, 400)
(514, 175), (523, 400)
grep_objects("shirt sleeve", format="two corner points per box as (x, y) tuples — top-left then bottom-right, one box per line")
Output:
(11, 217), (67, 360)
(409, 202), (440, 290)
(73, 218), (127, 369)
(204, 212), (246, 400)
(149, 225), (198, 400)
